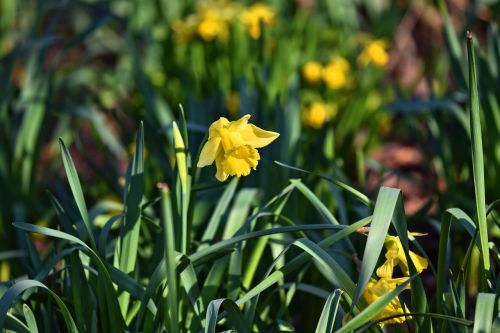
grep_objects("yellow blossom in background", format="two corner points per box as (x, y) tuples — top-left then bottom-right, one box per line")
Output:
(358, 39), (390, 67)
(31, 218), (50, 242)
(302, 61), (323, 84)
(197, 10), (230, 41)
(171, 15), (198, 43)
(225, 92), (240, 118)
(362, 277), (411, 327)
(171, 0), (240, 42)
(322, 57), (350, 89)
(0, 261), (10, 281)
(241, 3), (276, 39)
(376, 234), (429, 279)
(197, 115), (279, 181)
(302, 102), (337, 129)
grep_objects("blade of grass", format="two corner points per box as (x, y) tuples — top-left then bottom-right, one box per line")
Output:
(467, 32), (491, 274)
(22, 304), (38, 333)
(205, 298), (250, 333)
(13, 222), (126, 331)
(0, 280), (77, 332)
(159, 184), (179, 333)
(275, 161), (371, 207)
(199, 178), (239, 250)
(472, 293), (496, 333)
(315, 289), (343, 333)
(351, 187), (398, 310)
(117, 122), (145, 315)
(59, 138), (97, 250)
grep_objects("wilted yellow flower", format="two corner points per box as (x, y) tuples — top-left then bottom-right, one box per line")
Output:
(225, 92), (240, 118)
(302, 61), (323, 84)
(376, 234), (428, 279)
(322, 57), (350, 89)
(302, 102), (337, 129)
(358, 39), (389, 67)
(362, 277), (411, 327)
(197, 115), (279, 181)
(241, 3), (276, 39)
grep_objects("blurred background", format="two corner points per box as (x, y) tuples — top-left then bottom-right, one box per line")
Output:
(1, 0), (499, 315)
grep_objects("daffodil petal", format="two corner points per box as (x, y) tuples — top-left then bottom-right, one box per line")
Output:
(376, 259), (395, 279)
(221, 145), (260, 177)
(228, 114), (250, 131)
(407, 252), (428, 274)
(215, 157), (228, 182)
(240, 124), (279, 148)
(208, 117), (229, 138)
(198, 137), (222, 167)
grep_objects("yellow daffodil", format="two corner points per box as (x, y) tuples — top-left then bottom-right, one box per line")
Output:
(362, 277), (411, 327)
(358, 39), (390, 67)
(322, 57), (350, 89)
(241, 3), (276, 39)
(302, 102), (337, 129)
(197, 115), (279, 181)
(302, 61), (323, 84)
(376, 234), (428, 279)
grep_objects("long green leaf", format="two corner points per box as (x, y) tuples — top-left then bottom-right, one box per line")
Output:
(0, 280), (77, 332)
(22, 304), (38, 333)
(472, 293), (496, 333)
(13, 222), (126, 331)
(159, 184), (179, 333)
(59, 138), (97, 249)
(351, 187), (398, 309)
(118, 122), (145, 314)
(204, 298), (250, 333)
(315, 289), (343, 333)
(467, 33), (491, 273)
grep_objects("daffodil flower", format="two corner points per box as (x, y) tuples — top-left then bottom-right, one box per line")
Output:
(197, 115), (279, 181)
(362, 277), (411, 327)
(376, 234), (428, 279)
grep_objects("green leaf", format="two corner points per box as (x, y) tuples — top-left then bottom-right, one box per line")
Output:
(275, 161), (372, 207)
(117, 122), (145, 314)
(473, 293), (496, 333)
(467, 33), (491, 273)
(0, 280), (77, 333)
(22, 304), (38, 333)
(13, 222), (126, 331)
(159, 185), (179, 333)
(315, 289), (343, 333)
(204, 298), (250, 333)
(351, 187), (398, 309)
(200, 178), (239, 249)
(59, 138), (97, 249)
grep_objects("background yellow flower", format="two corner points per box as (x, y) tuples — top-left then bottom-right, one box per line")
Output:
(302, 61), (323, 84)
(322, 56), (350, 89)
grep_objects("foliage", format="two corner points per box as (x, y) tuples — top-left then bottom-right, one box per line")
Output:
(0, 0), (499, 332)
